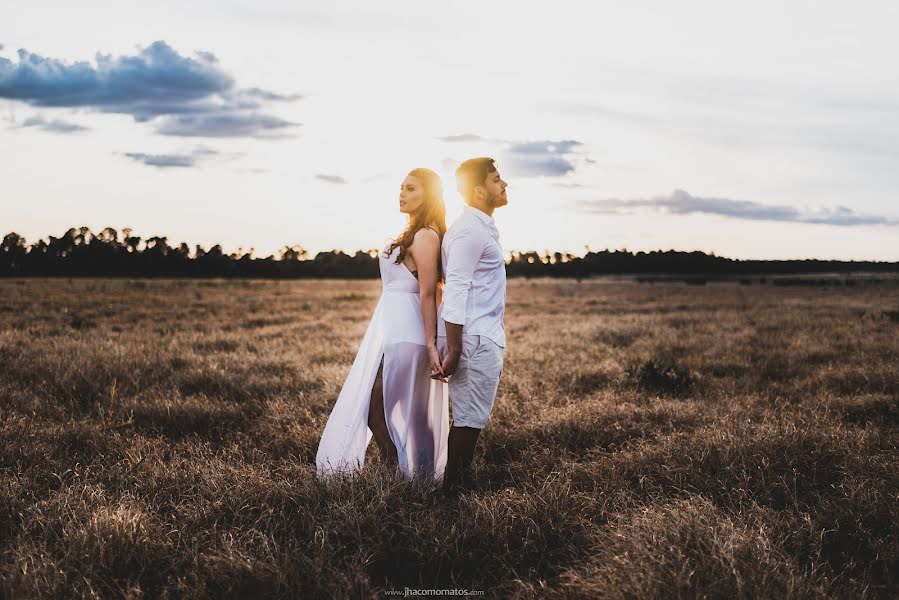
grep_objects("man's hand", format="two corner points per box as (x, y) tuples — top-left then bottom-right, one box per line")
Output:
(440, 349), (461, 378)
(442, 321), (464, 378)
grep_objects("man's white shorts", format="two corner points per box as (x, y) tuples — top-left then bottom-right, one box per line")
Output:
(438, 334), (504, 429)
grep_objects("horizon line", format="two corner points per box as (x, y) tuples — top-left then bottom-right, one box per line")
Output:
(3, 227), (898, 265)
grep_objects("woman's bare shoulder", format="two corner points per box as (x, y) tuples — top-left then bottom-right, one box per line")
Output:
(412, 227), (440, 245)
(409, 228), (440, 260)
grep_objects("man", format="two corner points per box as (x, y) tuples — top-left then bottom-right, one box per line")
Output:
(437, 156), (508, 494)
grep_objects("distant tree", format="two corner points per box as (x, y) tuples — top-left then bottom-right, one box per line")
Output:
(278, 244), (309, 261)
(145, 236), (169, 255)
(174, 242), (191, 258)
(73, 226), (93, 246)
(1, 232), (27, 275)
(97, 227), (119, 244)
(123, 228), (142, 254)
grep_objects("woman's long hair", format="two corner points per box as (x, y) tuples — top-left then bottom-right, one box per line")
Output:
(386, 167), (447, 281)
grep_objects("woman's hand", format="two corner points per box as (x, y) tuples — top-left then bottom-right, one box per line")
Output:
(428, 344), (447, 382)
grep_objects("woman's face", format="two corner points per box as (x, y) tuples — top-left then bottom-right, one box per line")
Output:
(399, 175), (425, 215)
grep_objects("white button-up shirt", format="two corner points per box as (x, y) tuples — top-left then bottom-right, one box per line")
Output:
(437, 205), (507, 348)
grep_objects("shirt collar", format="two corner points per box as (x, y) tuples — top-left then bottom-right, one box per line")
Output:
(464, 204), (494, 225)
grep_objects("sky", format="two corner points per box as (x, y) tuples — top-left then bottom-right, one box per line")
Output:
(2, 0), (898, 260)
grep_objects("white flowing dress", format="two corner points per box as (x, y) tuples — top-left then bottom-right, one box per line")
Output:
(315, 243), (450, 481)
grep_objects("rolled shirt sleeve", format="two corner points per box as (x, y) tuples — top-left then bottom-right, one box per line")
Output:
(441, 227), (485, 326)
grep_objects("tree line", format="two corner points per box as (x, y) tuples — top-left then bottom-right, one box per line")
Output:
(2, 227), (897, 278)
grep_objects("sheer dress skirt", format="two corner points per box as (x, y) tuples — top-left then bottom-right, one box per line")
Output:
(316, 289), (449, 482)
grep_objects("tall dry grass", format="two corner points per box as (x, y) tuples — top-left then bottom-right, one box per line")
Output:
(0, 278), (896, 598)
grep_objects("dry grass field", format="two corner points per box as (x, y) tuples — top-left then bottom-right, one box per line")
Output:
(1, 277), (897, 599)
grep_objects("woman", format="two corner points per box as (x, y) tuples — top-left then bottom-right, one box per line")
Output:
(316, 167), (449, 482)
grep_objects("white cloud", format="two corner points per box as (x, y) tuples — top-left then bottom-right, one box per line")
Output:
(0, 40), (300, 138)
(576, 189), (899, 227)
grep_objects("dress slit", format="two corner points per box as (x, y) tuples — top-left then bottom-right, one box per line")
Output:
(363, 354), (403, 464)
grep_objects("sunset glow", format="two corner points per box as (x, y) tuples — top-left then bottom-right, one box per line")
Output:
(3, 1), (898, 260)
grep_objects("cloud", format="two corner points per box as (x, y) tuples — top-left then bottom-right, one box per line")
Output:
(0, 40), (300, 138)
(576, 189), (899, 226)
(19, 115), (87, 133)
(124, 153), (196, 168)
(315, 174), (347, 184)
(440, 133), (587, 178)
(155, 113), (298, 138)
(239, 87), (303, 102)
(0, 41), (230, 110)
(500, 139), (583, 177)
(437, 133), (484, 143)
(123, 147), (218, 168)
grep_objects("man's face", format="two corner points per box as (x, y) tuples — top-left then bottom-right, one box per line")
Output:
(479, 168), (508, 208)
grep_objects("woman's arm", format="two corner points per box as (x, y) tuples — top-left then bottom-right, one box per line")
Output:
(409, 227), (443, 376)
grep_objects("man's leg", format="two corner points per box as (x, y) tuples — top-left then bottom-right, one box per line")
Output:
(441, 335), (503, 493)
(443, 425), (481, 492)
(367, 360), (398, 465)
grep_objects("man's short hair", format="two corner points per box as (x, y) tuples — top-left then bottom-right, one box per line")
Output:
(455, 157), (497, 202)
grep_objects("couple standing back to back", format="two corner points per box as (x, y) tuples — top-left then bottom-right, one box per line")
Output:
(316, 156), (509, 494)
